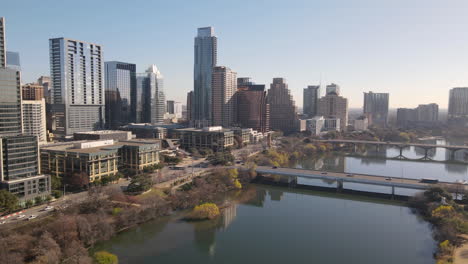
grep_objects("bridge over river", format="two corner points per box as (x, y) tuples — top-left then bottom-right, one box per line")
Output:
(313, 139), (468, 161)
(255, 166), (468, 197)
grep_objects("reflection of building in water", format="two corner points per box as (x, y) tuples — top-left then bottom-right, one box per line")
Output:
(445, 163), (468, 174)
(322, 155), (346, 172)
(445, 149), (468, 162)
(360, 157), (387, 165)
(363, 144), (387, 158)
(193, 218), (223, 257)
(221, 204), (237, 230)
(244, 188), (267, 207)
(414, 146), (436, 158)
(268, 189), (284, 201)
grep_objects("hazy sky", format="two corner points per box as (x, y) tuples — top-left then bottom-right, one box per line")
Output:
(3, 0), (468, 108)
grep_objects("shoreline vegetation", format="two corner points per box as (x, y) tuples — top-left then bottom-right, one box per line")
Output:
(0, 167), (255, 264)
(1, 134), (467, 263)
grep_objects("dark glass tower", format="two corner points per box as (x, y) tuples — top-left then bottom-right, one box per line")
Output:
(193, 27), (217, 127)
(105, 61), (137, 128)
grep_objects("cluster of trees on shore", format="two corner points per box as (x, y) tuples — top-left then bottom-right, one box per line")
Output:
(409, 187), (468, 263)
(0, 167), (254, 264)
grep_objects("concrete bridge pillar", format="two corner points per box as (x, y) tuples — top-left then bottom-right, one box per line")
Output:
(288, 176), (297, 188)
(337, 179), (344, 193)
(447, 149), (460, 161)
(391, 186), (395, 200)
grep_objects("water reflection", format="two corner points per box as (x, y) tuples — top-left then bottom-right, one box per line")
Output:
(95, 186), (437, 264)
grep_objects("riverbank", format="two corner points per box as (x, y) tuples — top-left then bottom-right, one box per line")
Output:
(454, 236), (468, 264)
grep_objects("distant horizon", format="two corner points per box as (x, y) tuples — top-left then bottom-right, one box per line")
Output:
(3, 0), (468, 109)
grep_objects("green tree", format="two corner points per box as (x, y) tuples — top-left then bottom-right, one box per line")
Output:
(127, 174), (152, 193)
(0, 190), (18, 212)
(25, 199), (33, 208)
(94, 251), (118, 264)
(34, 196), (43, 205)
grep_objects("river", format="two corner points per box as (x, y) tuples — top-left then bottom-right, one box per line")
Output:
(93, 185), (436, 264)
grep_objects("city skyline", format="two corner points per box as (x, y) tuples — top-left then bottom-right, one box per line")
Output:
(3, 1), (468, 109)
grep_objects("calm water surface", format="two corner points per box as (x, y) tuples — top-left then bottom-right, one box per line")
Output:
(94, 186), (436, 264)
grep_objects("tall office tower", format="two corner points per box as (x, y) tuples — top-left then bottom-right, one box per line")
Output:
(166, 100), (183, 118)
(22, 99), (47, 143)
(0, 17), (5, 68)
(267, 78), (298, 134)
(49, 38), (105, 137)
(0, 17), (50, 201)
(136, 65), (166, 124)
(22, 83), (44, 100)
(448, 87), (468, 125)
(6, 51), (20, 71)
(363, 91), (389, 127)
(237, 77), (269, 133)
(167, 100), (175, 114)
(194, 27), (217, 127)
(416, 103), (439, 122)
(212, 66), (237, 127)
(317, 93), (349, 131)
(104, 61), (137, 129)
(0, 69), (22, 136)
(303, 85), (321, 117)
(186, 91), (194, 121)
(326, 83), (340, 95)
(37, 76), (51, 104)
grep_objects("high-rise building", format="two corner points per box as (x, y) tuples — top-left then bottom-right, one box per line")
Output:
(267, 78), (298, 134)
(0, 68), (22, 136)
(396, 108), (417, 128)
(186, 91), (193, 121)
(0, 17), (50, 202)
(396, 104), (439, 128)
(326, 83), (340, 95)
(22, 83), (44, 100)
(37, 76), (51, 104)
(317, 90), (348, 131)
(136, 65), (166, 124)
(22, 99), (47, 143)
(236, 77), (269, 133)
(448, 87), (468, 125)
(6, 51), (20, 71)
(49, 38), (105, 137)
(104, 61), (137, 129)
(363, 91), (389, 127)
(0, 17), (5, 68)
(303, 85), (320, 118)
(212, 66), (237, 127)
(166, 100), (183, 118)
(417, 103), (439, 123)
(193, 27), (217, 127)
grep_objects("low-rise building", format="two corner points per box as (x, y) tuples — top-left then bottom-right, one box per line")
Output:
(306, 116), (325, 135)
(73, 130), (133, 141)
(174, 126), (234, 151)
(354, 116), (369, 131)
(40, 139), (161, 183)
(231, 127), (252, 145)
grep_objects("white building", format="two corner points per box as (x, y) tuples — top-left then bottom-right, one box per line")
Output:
(22, 99), (47, 143)
(306, 116), (325, 135)
(354, 116), (369, 131)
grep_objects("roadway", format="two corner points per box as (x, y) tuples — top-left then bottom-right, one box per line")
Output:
(314, 139), (468, 150)
(255, 166), (468, 191)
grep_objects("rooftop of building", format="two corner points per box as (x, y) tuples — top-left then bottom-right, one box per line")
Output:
(175, 126), (234, 133)
(122, 123), (185, 129)
(74, 130), (131, 135)
(41, 139), (161, 154)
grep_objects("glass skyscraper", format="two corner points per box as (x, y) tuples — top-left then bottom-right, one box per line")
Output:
(193, 27), (217, 127)
(136, 65), (166, 124)
(105, 61), (137, 128)
(303, 85), (321, 118)
(49, 37), (105, 137)
(363, 91), (389, 127)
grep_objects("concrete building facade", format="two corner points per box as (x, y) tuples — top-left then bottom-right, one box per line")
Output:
(212, 66), (237, 127)
(266, 78), (298, 134)
(317, 93), (348, 131)
(49, 38), (105, 137)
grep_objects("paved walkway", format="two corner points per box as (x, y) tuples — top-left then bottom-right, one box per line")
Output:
(454, 236), (468, 264)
